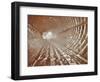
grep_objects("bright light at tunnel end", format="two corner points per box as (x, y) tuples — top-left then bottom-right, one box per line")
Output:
(42, 31), (56, 40)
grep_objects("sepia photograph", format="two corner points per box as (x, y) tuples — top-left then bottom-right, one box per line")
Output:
(28, 15), (88, 67)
